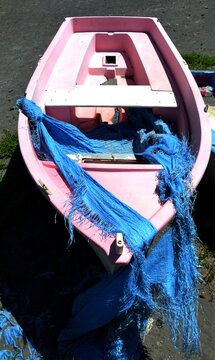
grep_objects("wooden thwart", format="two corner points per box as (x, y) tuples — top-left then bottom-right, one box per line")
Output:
(67, 153), (138, 163)
(45, 85), (177, 108)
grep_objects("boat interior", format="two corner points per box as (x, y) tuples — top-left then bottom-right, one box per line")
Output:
(42, 31), (189, 139)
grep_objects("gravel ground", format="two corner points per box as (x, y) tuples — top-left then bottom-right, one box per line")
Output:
(0, 1), (215, 359)
(0, 0), (215, 137)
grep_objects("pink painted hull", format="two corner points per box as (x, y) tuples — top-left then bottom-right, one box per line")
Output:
(18, 17), (211, 270)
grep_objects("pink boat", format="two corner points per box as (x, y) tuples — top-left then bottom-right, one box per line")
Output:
(18, 17), (211, 272)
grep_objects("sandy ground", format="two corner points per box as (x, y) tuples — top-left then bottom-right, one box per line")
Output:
(0, 1), (215, 359)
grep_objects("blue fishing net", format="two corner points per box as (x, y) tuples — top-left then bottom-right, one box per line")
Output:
(3, 96), (199, 359)
(0, 309), (41, 359)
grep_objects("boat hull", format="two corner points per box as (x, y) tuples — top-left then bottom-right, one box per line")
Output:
(18, 17), (211, 270)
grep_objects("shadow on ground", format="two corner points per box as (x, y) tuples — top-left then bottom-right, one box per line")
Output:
(0, 147), (105, 358)
(0, 148), (153, 359)
(193, 156), (215, 253)
(0, 146), (214, 359)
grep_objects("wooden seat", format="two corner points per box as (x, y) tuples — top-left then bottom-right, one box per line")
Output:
(45, 85), (177, 108)
(67, 153), (138, 163)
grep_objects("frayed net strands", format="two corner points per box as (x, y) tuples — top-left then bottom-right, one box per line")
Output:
(11, 97), (200, 359)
